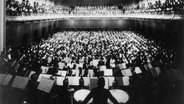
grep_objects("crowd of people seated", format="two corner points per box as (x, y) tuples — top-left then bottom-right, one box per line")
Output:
(70, 6), (124, 15)
(1, 31), (177, 76)
(6, 0), (44, 16)
(0, 30), (180, 104)
(125, 0), (184, 14)
(6, 0), (184, 17)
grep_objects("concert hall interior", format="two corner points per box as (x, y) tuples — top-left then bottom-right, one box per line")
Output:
(0, 0), (184, 104)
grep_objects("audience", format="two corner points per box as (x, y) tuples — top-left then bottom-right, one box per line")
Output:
(6, 0), (184, 16)
(124, 0), (184, 14)
(1, 30), (177, 76)
(6, 0), (45, 16)
(70, 6), (124, 15)
(0, 30), (179, 104)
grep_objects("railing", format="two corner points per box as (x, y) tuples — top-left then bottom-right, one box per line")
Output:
(6, 12), (184, 22)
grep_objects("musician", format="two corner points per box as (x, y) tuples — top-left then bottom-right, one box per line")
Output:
(27, 69), (42, 104)
(81, 77), (120, 104)
(57, 78), (71, 104)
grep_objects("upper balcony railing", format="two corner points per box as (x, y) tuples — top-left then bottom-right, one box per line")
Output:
(6, 1), (184, 22)
(6, 11), (184, 22)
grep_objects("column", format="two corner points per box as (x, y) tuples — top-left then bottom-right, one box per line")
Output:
(0, 0), (5, 53)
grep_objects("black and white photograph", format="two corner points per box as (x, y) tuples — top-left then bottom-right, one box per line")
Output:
(0, 0), (184, 104)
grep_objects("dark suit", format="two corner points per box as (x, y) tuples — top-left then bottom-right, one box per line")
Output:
(82, 87), (119, 104)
